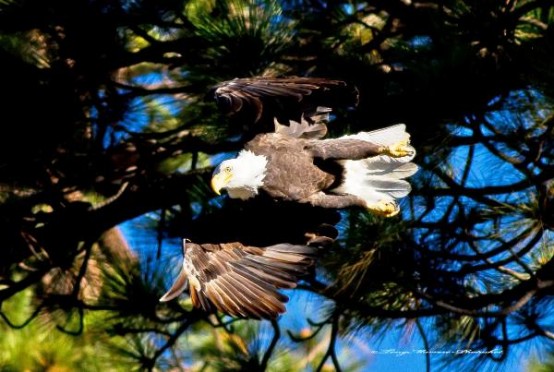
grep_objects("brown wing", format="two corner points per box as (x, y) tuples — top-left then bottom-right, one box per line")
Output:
(161, 240), (316, 319)
(208, 77), (358, 124)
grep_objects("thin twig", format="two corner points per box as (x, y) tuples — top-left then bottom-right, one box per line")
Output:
(260, 319), (280, 370)
(150, 320), (193, 368)
(56, 307), (84, 336)
(0, 304), (44, 329)
(415, 319), (431, 372)
(315, 313), (342, 372)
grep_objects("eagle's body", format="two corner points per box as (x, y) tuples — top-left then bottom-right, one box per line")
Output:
(246, 133), (331, 201)
(212, 121), (418, 217)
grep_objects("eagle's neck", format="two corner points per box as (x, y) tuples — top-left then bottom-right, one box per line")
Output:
(227, 150), (268, 200)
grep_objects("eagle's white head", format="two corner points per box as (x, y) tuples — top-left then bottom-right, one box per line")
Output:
(210, 150), (268, 200)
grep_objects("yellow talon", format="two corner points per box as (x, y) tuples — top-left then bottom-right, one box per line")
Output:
(367, 200), (400, 217)
(385, 140), (414, 158)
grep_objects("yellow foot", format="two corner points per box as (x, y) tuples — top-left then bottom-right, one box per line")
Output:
(367, 200), (400, 217)
(384, 140), (415, 158)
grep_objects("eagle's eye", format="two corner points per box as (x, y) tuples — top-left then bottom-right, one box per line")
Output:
(224, 166), (232, 173)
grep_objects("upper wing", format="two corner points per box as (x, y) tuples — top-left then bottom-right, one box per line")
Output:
(161, 240), (316, 319)
(207, 77), (358, 126)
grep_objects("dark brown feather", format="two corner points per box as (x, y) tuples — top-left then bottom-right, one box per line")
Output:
(161, 240), (316, 319)
(207, 77), (358, 130)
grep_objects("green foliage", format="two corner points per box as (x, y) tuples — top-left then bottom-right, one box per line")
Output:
(0, 287), (131, 371)
(183, 0), (293, 78)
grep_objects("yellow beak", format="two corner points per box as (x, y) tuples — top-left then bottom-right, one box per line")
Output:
(210, 172), (232, 195)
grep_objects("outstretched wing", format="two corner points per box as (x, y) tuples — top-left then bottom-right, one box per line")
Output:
(160, 240), (316, 319)
(207, 77), (358, 127)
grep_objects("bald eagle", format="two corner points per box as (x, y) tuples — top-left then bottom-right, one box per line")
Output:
(160, 77), (417, 319)
(160, 240), (316, 319)
(211, 116), (418, 217)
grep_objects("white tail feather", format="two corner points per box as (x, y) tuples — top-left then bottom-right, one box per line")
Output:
(362, 155), (419, 177)
(333, 154), (419, 207)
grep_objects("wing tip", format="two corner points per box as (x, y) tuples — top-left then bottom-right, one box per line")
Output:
(159, 269), (188, 303)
